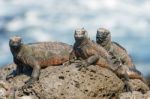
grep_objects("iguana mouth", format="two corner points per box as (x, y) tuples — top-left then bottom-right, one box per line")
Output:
(75, 37), (84, 42)
(11, 45), (20, 49)
(96, 37), (105, 44)
(11, 43), (22, 48)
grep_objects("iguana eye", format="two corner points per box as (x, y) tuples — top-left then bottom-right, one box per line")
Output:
(11, 41), (14, 44)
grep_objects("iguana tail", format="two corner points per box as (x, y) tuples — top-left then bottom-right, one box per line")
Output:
(127, 67), (146, 83)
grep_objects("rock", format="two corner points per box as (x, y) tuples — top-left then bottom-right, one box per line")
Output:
(30, 64), (124, 99)
(118, 91), (144, 99)
(0, 80), (15, 99)
(0, 87), (7, 99)
(0, 63), (149, 99)
(18, 96), (37, 99)
(1, 64), (124, 98)
(127, 79), (149, 93)
(118, 91), (150, 99)
(144, 91), (150, 98)
(0, 64), (16, 80)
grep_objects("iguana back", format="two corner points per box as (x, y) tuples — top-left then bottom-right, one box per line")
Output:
(25, 42), (72, 67)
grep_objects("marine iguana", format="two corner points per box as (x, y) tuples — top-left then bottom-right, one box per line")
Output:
(69, 28), (116, 71)
(70, 28), (139, 92)
(7, 36), (72, 85)
(96, 28), (145, 82)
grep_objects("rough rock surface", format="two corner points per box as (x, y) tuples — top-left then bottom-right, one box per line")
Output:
(0, 63), (149, 99)
(0, 64), (16, 80)
(118, 91), (150, 99)
(127, 79), (149, 93)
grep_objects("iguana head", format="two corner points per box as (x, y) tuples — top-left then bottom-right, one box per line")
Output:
(9, 36), (22, 49)
(74, 28), (88, 42)
(96, 28), (111, 47)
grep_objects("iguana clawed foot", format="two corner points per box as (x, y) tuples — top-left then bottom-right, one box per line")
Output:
(124, 81), (133, 92)
(6, 70), (20, 81)
(76, 61), (89, 71)
(25, 78), (37, 85)
(21, 78), (36, 91)
(6, 74), (14, 81)
(62, 61), (71, 66)
(63, 59), (76, 66)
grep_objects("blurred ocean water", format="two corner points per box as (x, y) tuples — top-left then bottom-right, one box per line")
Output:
(0, 0), (150, 76)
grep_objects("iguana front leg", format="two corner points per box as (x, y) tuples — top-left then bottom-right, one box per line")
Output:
(23, 57), (41, 86)
(78, 54), (99, 70)
(69, 50), (77, 63)
(25, 65), (40, 86)
(121, 72), (132, 92)
(116, 65), (133, 92)
(15, 64), (23, 75)
(62, 50), (76, 66)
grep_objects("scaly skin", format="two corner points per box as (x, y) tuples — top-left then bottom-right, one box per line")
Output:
(28, 42), (72, 67)
(8, 36), (72, 85)
(70, 28), (116, 71)
(96, 28), (145, 82)
(70, 29), (134, 92)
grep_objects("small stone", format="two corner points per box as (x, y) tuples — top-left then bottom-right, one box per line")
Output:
(0, 88), (7, 98)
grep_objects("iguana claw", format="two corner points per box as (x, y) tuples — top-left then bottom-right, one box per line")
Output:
(76, 61), (89, 71)
(25, 78), (37, 86)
